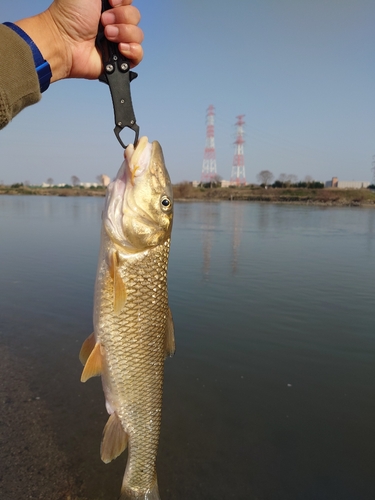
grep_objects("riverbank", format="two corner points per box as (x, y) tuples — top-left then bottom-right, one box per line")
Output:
(0, 185), (106, 197)
(1, 184), (375, 206)
(173, 185), (375, 206)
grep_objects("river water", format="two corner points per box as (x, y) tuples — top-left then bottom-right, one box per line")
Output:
(0, 196), (374, 500)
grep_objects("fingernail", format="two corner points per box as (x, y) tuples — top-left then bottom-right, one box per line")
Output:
(102, 12), (116, 24)
(111, 0), (122, 6)
(105, 25), (119, 38)
(119, 43), (131, 53)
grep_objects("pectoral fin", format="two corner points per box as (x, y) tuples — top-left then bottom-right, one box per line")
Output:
(114, 267), (127, 315)
(109, 250), (127, 315)
(80, 342), (102, 382)
(79, 332), (96, 366)
(164, 307), (175, 358)
(101, 413), (128, 464)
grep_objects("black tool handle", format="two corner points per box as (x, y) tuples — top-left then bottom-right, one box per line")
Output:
(97, 0), (139, 148)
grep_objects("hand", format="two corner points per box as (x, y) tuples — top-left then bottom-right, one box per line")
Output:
(16, 0), (143, 83)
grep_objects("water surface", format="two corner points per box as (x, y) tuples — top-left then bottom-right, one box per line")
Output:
(0, 196), (374, 500)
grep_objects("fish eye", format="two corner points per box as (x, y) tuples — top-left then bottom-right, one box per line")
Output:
(161, 196), (172, 211)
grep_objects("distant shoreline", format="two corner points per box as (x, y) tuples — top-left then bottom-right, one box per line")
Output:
(1, 185), (375, 207)
(0, 186), (106, 197)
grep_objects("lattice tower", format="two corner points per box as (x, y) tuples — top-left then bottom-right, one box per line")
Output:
(230, 115), (246, 186)
(201, 105), (217, 183)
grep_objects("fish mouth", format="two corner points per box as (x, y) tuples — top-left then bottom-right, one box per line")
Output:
(124, 136), (151, 186)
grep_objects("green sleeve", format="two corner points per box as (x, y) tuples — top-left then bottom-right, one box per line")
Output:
(0, 24), (41, 129)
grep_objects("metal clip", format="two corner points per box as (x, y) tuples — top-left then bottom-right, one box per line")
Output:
(97, 0), (139, 148)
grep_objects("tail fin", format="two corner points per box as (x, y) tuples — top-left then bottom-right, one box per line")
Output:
(119, 481), (160, 500)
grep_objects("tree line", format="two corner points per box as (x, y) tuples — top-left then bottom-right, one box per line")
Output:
(257, 170), (324, 189)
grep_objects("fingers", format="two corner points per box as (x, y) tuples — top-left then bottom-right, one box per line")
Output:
(101, 4), (143, 66)
(104, 24), (144, 66)
(102, 5), (141, 27)
(109, 0), (133, 6)
(104, 23), (143, 45)
(118, 42), (143, 67)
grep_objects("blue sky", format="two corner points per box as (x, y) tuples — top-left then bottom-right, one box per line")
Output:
(1, 0), (375, 185)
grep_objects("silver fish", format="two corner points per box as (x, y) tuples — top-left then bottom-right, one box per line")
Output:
(79, 137), (175, 500)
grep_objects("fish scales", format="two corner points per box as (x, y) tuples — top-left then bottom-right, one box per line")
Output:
(99, 239), (170, 491)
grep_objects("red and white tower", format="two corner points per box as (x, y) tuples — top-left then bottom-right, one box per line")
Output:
(201, 105), (217, 183)
(230, 115), (246, 186)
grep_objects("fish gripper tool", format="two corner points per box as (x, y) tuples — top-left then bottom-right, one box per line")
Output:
(97, 0), (139, 149)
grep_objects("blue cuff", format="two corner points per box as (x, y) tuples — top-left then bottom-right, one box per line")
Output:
(3, 22), (52, 93)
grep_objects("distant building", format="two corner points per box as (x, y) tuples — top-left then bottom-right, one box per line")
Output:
(338, 181), (370, 189)
(325, 177), (370, 189)
(41, 182), (67, 187)
(221, 180), (231, 187)
(192, 180), (199, 188)
(80, 182), (100, 188)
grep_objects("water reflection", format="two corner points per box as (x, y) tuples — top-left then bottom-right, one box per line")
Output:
(367, 209), (375, 252)
(230, 202), (245, 274)
(198, 202), (247, 278)
(200, 203), (220, 280)
(257, 203), (271, 230)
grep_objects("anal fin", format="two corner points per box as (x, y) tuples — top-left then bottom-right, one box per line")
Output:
(101, 412), (128, 464)
(80, 342), (102, 382)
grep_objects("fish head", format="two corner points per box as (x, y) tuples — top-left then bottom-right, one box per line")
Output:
(104, 137), (173, 252)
